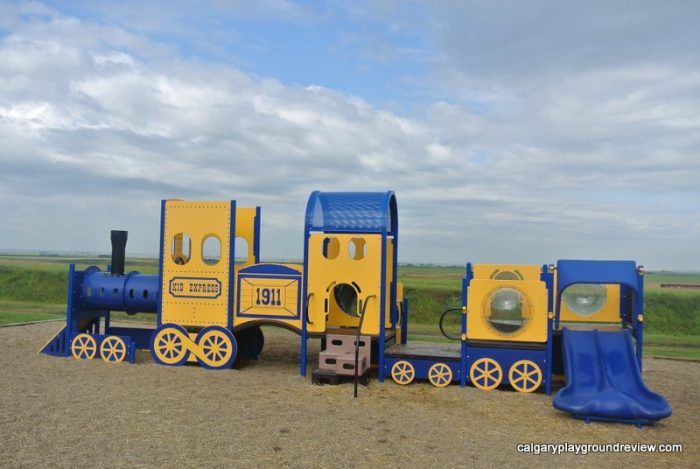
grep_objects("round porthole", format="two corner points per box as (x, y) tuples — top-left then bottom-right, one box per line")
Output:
(562, 284), (607, 316)
(485, 287), (529, 335)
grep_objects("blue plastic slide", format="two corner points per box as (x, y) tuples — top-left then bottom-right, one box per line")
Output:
(553, 328), (672, 425)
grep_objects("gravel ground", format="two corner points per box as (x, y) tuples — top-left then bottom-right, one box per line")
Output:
(1, 322), (698, 468)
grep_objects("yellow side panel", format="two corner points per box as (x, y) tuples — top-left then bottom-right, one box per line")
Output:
(558, 284), (621, 323)
(161, 201), (232, 328)
(384, 238), (394, 328)
(235, 207), (257, 266)
(467, 279), (549, 342)
(472, 264), (543, 281)
(307, 233), (383, 335)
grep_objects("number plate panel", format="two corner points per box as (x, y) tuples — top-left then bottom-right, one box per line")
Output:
(237, 275), (301, 319)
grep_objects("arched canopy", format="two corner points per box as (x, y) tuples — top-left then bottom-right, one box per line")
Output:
(556, 260), (641, 298)
(305, 191), (398, 236)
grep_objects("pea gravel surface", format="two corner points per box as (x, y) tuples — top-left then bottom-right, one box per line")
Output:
(1, 322), (697, 468)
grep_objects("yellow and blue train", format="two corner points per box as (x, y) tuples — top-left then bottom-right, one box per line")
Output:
(41, 191), (671, 425)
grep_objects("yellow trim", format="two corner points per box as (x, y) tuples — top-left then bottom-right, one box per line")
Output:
(198, 328), (234, 367)
(99, 336), (127, 363)
(154, 326), (238, 368)
(152, 327), (189, 365)
(470, 357), (502, 391)
(508, 360), (542, 393)
(71, 333), (97, 360)
(391, 360), (415, 385)
(428, 363), (453, 388)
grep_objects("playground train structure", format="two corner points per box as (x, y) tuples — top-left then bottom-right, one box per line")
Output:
(41, 191), (671, 425)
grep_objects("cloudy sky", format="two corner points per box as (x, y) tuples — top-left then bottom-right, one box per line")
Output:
(0, 1), (698, 269)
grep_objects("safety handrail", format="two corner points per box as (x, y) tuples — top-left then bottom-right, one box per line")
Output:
(439, 307), (463, 341)
(354, 294), (376, 398)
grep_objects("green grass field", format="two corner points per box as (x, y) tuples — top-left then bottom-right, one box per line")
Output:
(1, 254), (698, 359)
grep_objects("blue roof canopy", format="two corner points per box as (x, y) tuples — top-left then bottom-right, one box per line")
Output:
(557, 260), (641, 298)
(305, 191), (397, 235)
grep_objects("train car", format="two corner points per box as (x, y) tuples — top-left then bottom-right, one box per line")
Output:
(42, 192), (402, 379)
(384, 263), (553, 393)
(39, 190), (671, 425)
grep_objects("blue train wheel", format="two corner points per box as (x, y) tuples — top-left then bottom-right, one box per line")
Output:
(508, 360), (542, 393)
(470, 358), (502, 391)
(391, 360), (415, 385)
(100, 336), (127, 363)
(151, 324), (189, 366)
(428, 363), (453, 388)
(196, 326), (237, 370)
(71, 333), (97, 360)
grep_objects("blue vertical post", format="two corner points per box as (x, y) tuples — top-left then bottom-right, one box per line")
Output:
(156, 200), (166, 327)
(542, 264), (554, 395)
(299, 193), (317, 378)
(253, 206), (261, 263)
(64, 263), (77, 354)
(460, 263), (472, 387)
(300, 236), (309, 377)
(636, 266), (645, 369)
(390, 194), (399, 344)
(378, 231), (387, 383)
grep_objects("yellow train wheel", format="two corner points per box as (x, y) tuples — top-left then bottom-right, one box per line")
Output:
(152, 326), (188, 365)
(196, 327), (236, 370)
(470, 357), (502, 391)
(100, 336), (127, 363)
(428, 363), (453, 388)
(508, 360), (542, 393)
(71, 333), (97, 360)
(391, 360), (415, 385)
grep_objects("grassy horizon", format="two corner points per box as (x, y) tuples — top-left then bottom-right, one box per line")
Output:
(1, 254), (698, 359)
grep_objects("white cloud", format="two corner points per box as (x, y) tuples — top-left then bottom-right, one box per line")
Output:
(0, 2), (698, 270)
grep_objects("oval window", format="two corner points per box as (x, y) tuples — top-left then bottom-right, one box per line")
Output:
(171, 233), (191, 265)
(322, 237), (340, 260)
(202, 235), (221, 266)
(485, 287), (528, 335)
(235, 237), (249, 265)
(562, 284), (607, 316)
(348, 238), (367, 260)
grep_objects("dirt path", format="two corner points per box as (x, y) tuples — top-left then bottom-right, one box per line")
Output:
(1, 322), (698, 468)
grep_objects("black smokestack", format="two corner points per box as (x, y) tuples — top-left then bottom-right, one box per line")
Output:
(110, 230), (128, 276)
